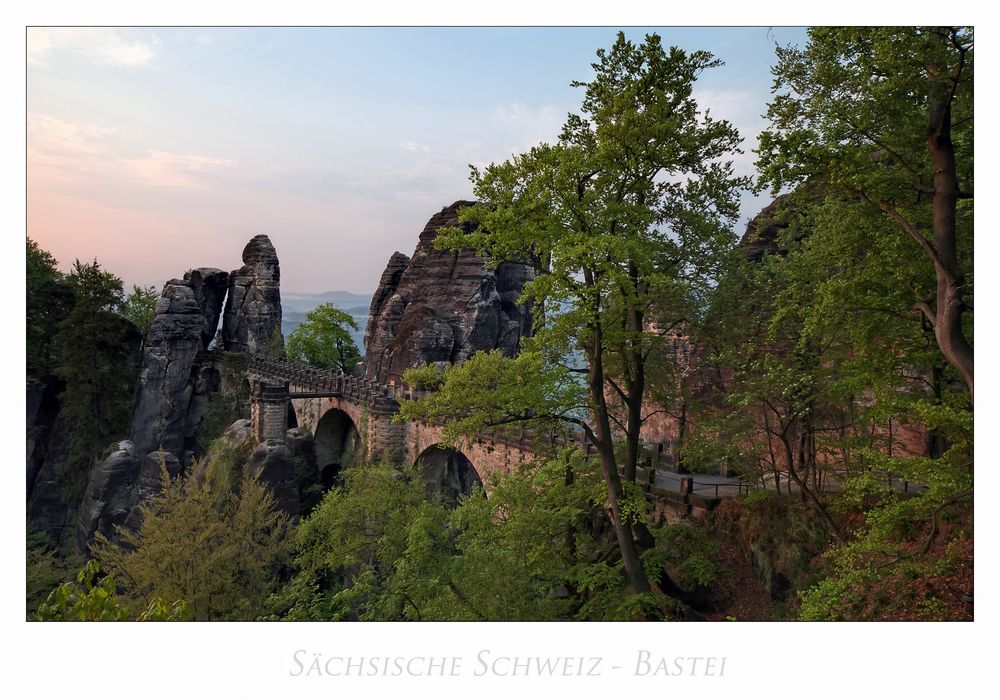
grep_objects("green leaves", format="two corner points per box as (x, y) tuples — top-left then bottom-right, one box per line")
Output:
(26, 238), (73, 376)
(398, 349), (584, 444)
(34, 560), (189, 621)
(278, 453), (651, 621)
(285, 303), (361, 373)
(52, 258), (137, 498)
(91, 447), (292, 621)
(122, 284), (158, 339)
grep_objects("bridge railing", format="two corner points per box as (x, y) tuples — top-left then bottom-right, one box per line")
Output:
(247, 354), (344, 392)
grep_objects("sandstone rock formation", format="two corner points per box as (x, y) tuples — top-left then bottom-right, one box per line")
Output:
(223, 234), (283, 354)
(75, 440), (139, 549)
(53, 236), (290, 549)
(76, 268), (228, 547)
(248, 441), (299, 517)
(129, 268), (229, 460)
(122, 450), (183, 530)
(738, 193), (792, 261)
(363, 201), (535, 384)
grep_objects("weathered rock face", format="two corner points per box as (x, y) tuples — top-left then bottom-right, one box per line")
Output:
(75, 268), (227, 549)
(62, 236), (288, 550)
(739, 194), (791, 261)
(248, 441), (299, 518)
(362, 201), (535, 384)
(122, 450), (183, 532)
(129, 268), (229, 460)
(27, 378), (58, 499)
(223, 235), (282, 354)
(75, 440), (140, 549)
(27, 411), (75, 538)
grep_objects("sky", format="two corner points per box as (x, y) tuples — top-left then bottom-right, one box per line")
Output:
(27, 26), (808, 293)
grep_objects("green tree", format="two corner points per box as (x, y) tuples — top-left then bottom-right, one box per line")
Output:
(757, 26), (973, 400)
(122, 284), (158, 340)
(26, 238), (73, 376)
(748, 28), (974, 619)
(26, 524), (82, 619)
(93, 449), (292, 621)
(34, 560), (189, 621)
(404, 33), (747, 597)
(285, 303), (361, 373)
(52, 259), (138, 497)
(276, 463), (446, 620)
(278, 453), (685, 621)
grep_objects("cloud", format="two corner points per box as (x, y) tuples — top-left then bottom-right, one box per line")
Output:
(400, 140), (432, 153)
(124, 151), (233, 188)
(28, 112), (231, 189)
(27, 28), (156, 67)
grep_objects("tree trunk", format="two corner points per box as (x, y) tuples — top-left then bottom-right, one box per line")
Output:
(927, 58), (974, 401)
(586, 318), (652, 596)
(622, 301), (645, 484)
(781, 429), (844, 541)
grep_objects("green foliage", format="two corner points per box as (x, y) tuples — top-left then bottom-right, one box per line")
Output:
(35, 560), (189, 621)
(758, 27), (973, 204)
(26, 238), (73, 376)
(92, 455), (292, 621)
(52, 259), (137, 498)
(399, 349), (584, 443)
(26, 524), (83, 619)
(413, 32), (749, 595)
(653, 525), (727, 590)
(277, 453), (672, 621)
(799, 403), (972, 621)
(293, 451), (324, 515)
(443, 453), (625, 621)
(286, 303), (360, 373)
(122, 284), (158, 340)
(277, 463), (444, 620)
(756, 27), (973, 393)
(742, 489), (774, 507)
(713, 27), (977, 620)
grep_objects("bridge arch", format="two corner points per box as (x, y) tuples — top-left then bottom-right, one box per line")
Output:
(414, 444), (484, 505)
(314, 407), (361, 489)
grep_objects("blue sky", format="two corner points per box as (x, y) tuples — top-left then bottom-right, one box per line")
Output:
(28, 27), (807, 292)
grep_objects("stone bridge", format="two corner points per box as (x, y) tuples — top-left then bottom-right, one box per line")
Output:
(242, 354), (751, 515)
(244, 354), (555, 501)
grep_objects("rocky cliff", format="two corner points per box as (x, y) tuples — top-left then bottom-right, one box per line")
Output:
(129, 268), (229, 459)
(223, 234), (283, 354)
(738, 193), (792, 261)
(75, 235), (285, 548)
(362, 201), (535, 384)
(76, 267), (229, 547)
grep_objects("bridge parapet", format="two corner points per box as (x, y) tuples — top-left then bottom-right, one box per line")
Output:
(247, 354), (344, 393)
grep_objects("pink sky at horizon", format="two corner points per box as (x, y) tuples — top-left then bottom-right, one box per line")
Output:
(27, 27), (800, 293)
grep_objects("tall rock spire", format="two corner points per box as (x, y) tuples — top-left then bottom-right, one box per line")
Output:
(222, 234), (283, 354)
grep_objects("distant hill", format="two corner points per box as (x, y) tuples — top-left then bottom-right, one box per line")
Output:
(281, 290), (373, 351)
